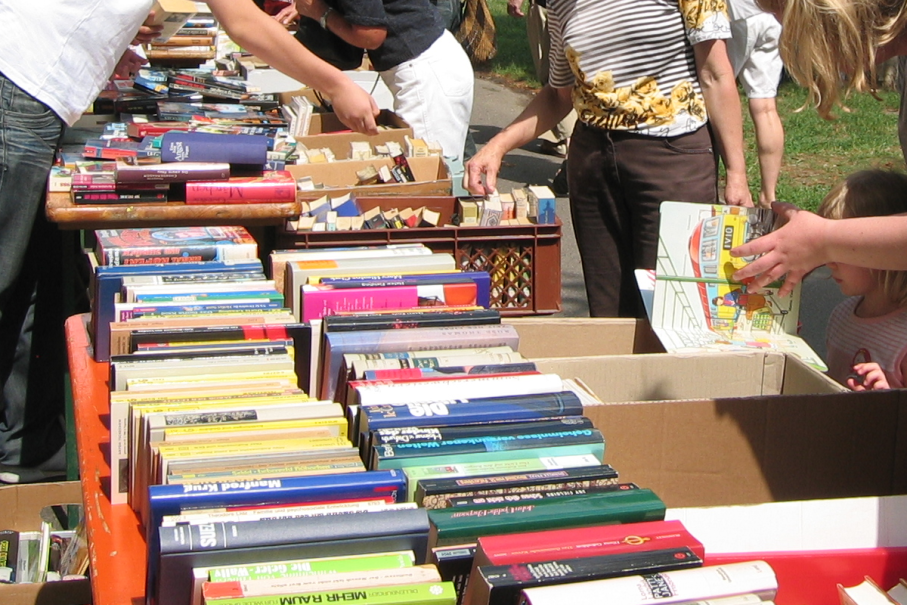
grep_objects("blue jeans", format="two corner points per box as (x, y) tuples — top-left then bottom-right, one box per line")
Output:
(0, 71), (66, 467)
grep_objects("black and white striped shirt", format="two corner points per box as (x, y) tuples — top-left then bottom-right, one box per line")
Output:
(548, 0), (731, 136)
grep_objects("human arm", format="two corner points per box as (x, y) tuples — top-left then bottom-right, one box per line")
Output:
(113, 48), (148, 79)
(205, 0), (380, 134)
(131, 11), (164, 45)
(465, 85), (574, 194)
(295, 0), (387, 49)
(693, 39), (753, 207)
(847, 362), (892, 391)
(732, 203), (907, 295)
(507, 0), (527, 18)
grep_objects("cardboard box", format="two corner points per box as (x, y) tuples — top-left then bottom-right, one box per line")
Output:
(0, 481), (91, 605)
(292, 111), (414, 160)
(506, 317), (665, 358)
(287, 155), (450, 200)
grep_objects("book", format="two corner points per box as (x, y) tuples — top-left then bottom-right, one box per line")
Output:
(154, 507), (431, 605)
(402, 454), (604, 501)
(204, 550), (416, 582)
(72, 189), (169, 204)
(185, 171), (297, 204)
(320, 323), (521, 401)
(652, 201), (826, 370)
(160, 131), (269, 165)
(95, 226), (257, 266)
(370, 425), (605, 471)
(839, 576), (898, 605)
(432, 544), (476, 605)
(516, 561), (777, 605)
(300, 281), (481, 323)
(446, 483), (637, 508)
(198, 581), (457, 605)
(323, 308), (501, 333)
(414, 460), (618, 509)
(469, 547), (703, 605)
(0, 529), (18, 583)
(149, 0), (197, 43)
(362, 363), (537, 382)
(357, 387), (584, 436)
(316, 271), (493, 310)
(285, 253), (459, 321)
(426, 488), (666, 549)
(202, 564), (441, 600)
(114, 161), (231, 184)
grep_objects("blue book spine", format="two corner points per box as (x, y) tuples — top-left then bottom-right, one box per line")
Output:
(160, 131), (269, 165)
(92, 260), (263, 362)
(361, 391), (584, 433)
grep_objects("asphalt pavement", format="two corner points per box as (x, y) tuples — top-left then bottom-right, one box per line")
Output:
(468, 74), (843, 360)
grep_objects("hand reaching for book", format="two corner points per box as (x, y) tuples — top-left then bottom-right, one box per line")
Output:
(113, 48), (147, 79)
(131, 11), (163, 45)
(273, 4), (300, 26)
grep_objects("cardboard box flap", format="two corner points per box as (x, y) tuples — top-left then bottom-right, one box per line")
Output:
(781, 353), (846, 394)
(508, 318), (665, 358)
(0, 481), (82, 531)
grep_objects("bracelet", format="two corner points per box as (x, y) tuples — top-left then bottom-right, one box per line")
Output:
(319, 6), (334, 30)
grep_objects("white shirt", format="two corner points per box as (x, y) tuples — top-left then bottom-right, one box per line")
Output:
(727, 0), (765, 22)
(0, 0), (153, 126)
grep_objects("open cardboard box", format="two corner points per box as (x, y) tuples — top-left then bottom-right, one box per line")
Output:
(293, 110), (414, 160)
(0, 481), (91, 605)
(287, 155), (451, 200)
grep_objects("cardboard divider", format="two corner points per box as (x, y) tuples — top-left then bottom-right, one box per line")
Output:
(287, 156), (451, 200)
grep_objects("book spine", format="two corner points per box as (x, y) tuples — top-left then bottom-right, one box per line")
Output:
(72, 190), (168, 204)
(161, 132), (268, 164)
(207, 551), (415, 582)
(185, 177), (296, 204)
(517, 561), (777, 605)
(362, 391), (584, 432)
(0, 529), (19, 583)
(201, 581), (456, 605)
(115, 163), (231, 184)
(372, 417), (593, 449)
(447, 483), (636, 507)
(376, 428), (604, 461)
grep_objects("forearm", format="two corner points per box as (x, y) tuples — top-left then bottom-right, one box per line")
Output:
(824, 215), (907, 269)
(207, 0), (351, 98)
(485, 85), (573, 155)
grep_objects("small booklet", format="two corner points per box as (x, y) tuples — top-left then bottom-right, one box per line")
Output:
(645, 201), (826, 371)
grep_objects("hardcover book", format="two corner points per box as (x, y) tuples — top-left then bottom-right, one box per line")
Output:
(94, 226), (258, 266)
(652, 201), (826, 370)
(426, 488), (666, 549)
(196, 581), (457, 605)
(516, 560), (777, 605)
(469, 547), (703, 605)
(114, 161), (231, 184)
(184, 171), (296, 204)
(153, 507), (431, 605)
(323, 307), (501, 333)
(160, 131), (269, 165)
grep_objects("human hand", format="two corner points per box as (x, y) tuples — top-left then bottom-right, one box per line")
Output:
(465, 145), (505, 196)
(113, 48), (148, 79)
(723, 173), (754, 208)
(295, 0), (326, 21)
(847, 362), (891, 391)
(132, 11), (164, 44)
(273, 4), (300, 26)
(507, 0), (526, 17)
(730, 202), (829, 296)
(329, 80), (380, 135)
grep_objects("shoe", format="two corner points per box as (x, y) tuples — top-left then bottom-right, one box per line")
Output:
(550, 160), (569, 196)
(0, 445), (67, 484)
(538, 140), (568, 159)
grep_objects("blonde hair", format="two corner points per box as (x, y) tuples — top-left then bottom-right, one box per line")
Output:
(818, 169), (907, 305)
(757, 0), (907, 119)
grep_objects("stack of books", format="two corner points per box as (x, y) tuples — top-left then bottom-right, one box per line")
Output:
(145, 1), (219, 63)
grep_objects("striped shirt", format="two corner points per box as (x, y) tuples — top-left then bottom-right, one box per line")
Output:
(826, 296), (907, 388)
(547, 0), (731, 136)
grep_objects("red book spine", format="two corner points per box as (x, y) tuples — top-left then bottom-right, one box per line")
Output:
(185, 171), (296, 204)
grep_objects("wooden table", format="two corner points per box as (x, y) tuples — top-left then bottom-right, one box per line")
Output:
(46, 191), (300, 230)
(66, 313), (147, 605)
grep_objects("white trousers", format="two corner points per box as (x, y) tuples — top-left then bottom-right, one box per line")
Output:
(380, 30), (474, 161)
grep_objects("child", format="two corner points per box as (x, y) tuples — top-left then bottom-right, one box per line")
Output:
(818, 169), (907, 391)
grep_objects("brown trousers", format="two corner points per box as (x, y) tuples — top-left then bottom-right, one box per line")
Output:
(568, 122), (718, 318)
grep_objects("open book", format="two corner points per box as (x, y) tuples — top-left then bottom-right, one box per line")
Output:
(643, 201), (826, 371)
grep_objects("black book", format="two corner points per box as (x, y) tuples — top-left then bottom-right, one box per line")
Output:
(471, 547), (703, 605)
(0, 529), (19, 583)
(432, 543), (476, 605)
(414, 464), (619, 509)
(153, 507), (430, 605)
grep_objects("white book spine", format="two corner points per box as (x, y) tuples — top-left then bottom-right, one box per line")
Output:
(519, 561), (777, 605)
(356, 373), (565, 406)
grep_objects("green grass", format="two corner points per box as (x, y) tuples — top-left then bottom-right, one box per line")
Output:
(480, 0), (906, 212)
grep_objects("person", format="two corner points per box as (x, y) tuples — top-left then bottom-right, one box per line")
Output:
(275, 0), (475, 163)
(466, 0), (753, 318)
(0, 0), (404, 484)
(731, 0), (907, 295)
(727, 0), (785, 206)
(815, 169), (907, 391)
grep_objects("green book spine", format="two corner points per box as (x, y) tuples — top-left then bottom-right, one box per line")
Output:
(376, 442), (605, 471)
(208, 581), (457, 605)
(208, 551), (415, 582)
(427, 489), (666, 547)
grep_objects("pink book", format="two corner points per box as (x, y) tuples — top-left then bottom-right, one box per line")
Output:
(300, 282), (477, 322)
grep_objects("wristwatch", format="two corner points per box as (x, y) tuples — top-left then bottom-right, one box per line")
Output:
(319, 6), (334, 30)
